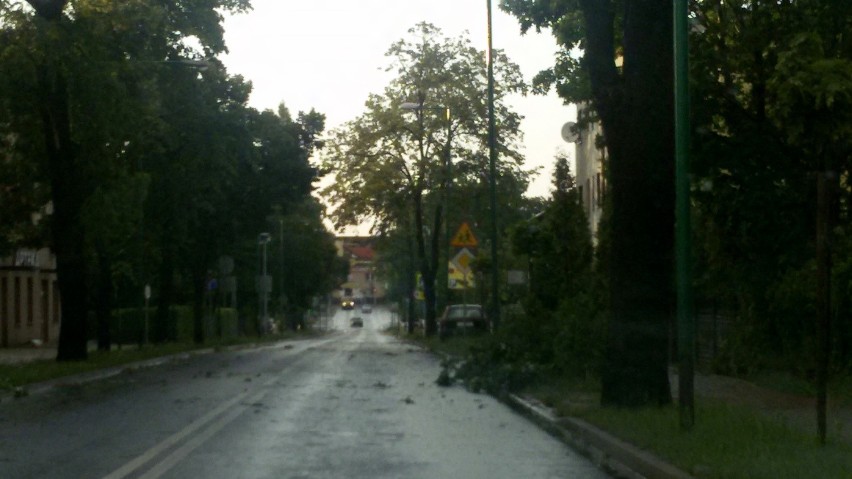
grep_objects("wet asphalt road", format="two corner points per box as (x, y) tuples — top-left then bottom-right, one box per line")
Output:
(0, 307), (609, 479)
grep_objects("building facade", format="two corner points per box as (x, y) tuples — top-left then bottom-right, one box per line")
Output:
(569, 112), (607, 242)
(334, 237), (385, 303)
(0, 248), (61, 347)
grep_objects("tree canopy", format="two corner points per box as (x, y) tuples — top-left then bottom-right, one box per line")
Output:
(0, 0), (338, 358)
(321, 22), (529, 334)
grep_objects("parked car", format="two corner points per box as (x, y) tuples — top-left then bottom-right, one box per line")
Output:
(350, 316), (363, 328)
(438, 304), (489, 339)
(341, 298), (355, 310)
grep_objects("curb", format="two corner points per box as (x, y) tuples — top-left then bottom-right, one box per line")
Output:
(422, 343), (696, 479)
(503, 393), (696, 479)
(0, 341), (295, 402)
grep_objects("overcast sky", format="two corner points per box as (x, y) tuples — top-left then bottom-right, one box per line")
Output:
(220, 0), (577, 204)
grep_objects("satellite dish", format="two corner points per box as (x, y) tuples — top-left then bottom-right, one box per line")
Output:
(561, 122), (579, 143)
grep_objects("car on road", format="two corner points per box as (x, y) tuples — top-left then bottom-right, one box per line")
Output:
(438, 304), (489, 339)
(341, 298), (355, 310)
(350, 316), (363, 328)
(361, 303), (372, 314)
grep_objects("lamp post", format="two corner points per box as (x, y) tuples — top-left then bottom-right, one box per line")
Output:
(486, 0), (501, 329)
(401, 101), (453, 313)
(674, 0), (694, 431)
(258, 232), (272, 334)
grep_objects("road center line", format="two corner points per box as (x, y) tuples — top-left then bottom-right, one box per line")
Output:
(101, 337), (339, 479)
(137, 389), (268, 479)
(100, 389), (253, 479)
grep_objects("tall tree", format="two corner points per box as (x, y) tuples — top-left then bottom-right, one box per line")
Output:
(0, 0), (249, 359)
(513, 156), (592, 310)
(321, 22), (528, 335)
(503, 0), (674, 406)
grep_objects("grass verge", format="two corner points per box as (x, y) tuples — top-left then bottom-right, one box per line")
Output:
(0, 332), (308, 392)
(578, 400), (852, 479)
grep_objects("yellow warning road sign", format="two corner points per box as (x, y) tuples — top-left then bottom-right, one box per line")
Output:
(450, 222), (478, 247)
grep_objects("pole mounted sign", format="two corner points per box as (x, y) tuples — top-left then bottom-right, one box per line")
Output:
(450, 222), (478, 248)
(449, 223), (478, 290)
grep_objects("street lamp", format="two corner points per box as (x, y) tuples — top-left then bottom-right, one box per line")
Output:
(258, 232), (272, 334)
(486, 0), (501, 329)
(401, 101), (453, 313)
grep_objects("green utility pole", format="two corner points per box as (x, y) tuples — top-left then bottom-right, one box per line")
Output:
(486, 0), (501, 330)
(674, 0), (694, 430)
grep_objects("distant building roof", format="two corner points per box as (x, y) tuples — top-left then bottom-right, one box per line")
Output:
(345, 245), (374, 261)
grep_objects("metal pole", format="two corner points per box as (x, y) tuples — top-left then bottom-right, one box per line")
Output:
(674, 0), (694, 431)
(143, 284), (150, 346)
(816, 171), (833, 445)
(262, 241), (268, 330)
(444, 107), (453, 312)
(486, 0), (501, 329)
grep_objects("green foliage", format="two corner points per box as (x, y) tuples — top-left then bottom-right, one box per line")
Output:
(436, 156), (605, 392)
(84, 306), (237, 344)
(689, 0), (852, 374)
(501, 0), (591, 103)
(321, 22), (529, 332)
(270, 199), (341, 329)
(447, 336), (542, 396)
(552, 287), (607, 378)
(2, 0), (336, 351)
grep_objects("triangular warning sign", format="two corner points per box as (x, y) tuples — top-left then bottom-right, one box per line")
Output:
(450, 222), (478, 247)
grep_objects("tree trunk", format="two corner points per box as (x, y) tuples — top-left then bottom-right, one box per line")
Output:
(192, 269), (205, 345)
(35, 36), (90, 362)
(581, 0), (675, 406)
(413, 191), (442, 336)
(95, 242), (112, 351)
(154, 234), (175, 343)
(815, 170), (834, 445)
(52, 152), (90, 361)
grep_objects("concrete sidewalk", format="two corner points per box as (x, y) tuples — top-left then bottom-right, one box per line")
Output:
(0, 346), (57, 364)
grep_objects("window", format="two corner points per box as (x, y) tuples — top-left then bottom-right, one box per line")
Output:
(53, 280), (60, 324)
(14, 277), (21, 327)
(596, 173), (603, 206)
(27, 277), (34, 326)
(1, 277), (6, 325)
(42, 280), (49, 328)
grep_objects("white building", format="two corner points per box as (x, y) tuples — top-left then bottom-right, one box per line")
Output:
(564, 108), (607, 241)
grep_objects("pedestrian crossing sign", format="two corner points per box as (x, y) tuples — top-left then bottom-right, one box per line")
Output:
(450, 222), (478, 247)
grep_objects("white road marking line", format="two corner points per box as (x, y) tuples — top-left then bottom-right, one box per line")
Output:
(101, 390), (253, 479)
(101, 336), (341, 479)
(138, 390), (268, 479)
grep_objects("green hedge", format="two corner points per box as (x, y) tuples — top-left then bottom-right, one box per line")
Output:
(89, 306), (239, 344)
